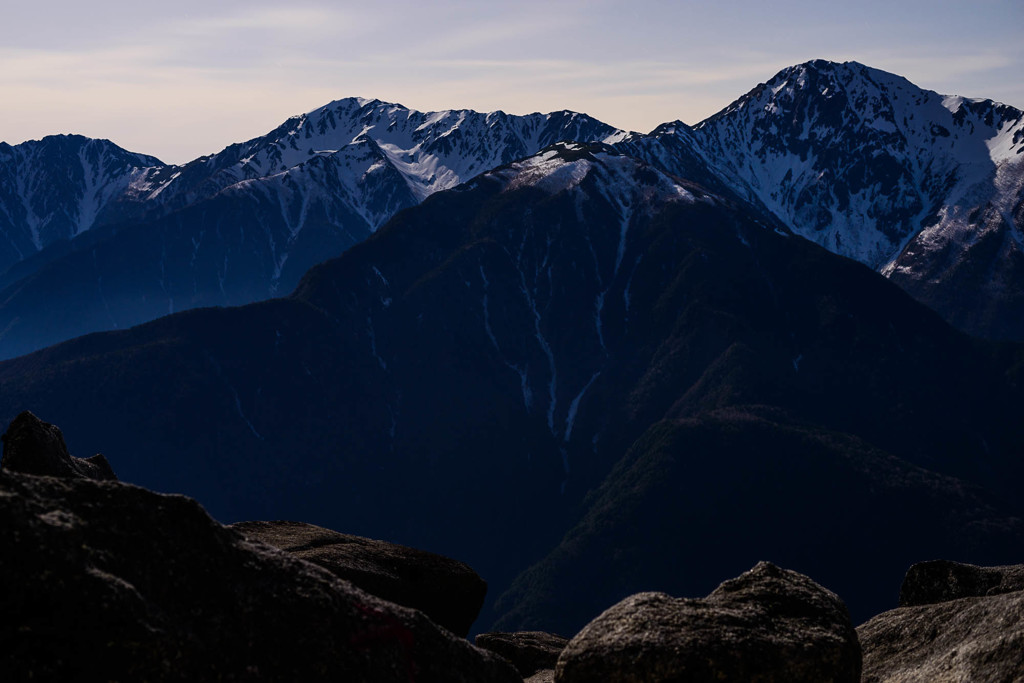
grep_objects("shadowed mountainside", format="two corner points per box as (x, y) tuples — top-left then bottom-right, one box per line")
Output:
(0, 143), (1021, 631)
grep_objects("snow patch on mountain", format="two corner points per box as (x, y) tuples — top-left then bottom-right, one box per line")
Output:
(502, 148), (593, 193)
(496, 143), (699, 212)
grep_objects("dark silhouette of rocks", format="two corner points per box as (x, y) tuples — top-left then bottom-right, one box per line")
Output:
(474, 631), (568, 677)
(0, 470), (519, 682)
(0, 411), (116, 480)
(899, 559), (1024, 607)
(555, 562), (861, 683)
(230, 519), (487, 637)
(859, 590), (1024, 682)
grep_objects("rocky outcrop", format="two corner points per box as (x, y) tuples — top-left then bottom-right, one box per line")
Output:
(859, 590), (1024, 682)
(555, 562), (861, 683)
(475, 631), (568, 677)
(230, 519), (487, 637)
(899, 559), (1024, 607)
(0, 411), (116, 480)
(858, 560), (1024, 682)
(0, 470), (519, 682)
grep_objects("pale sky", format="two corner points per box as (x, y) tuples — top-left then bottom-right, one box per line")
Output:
(3, 0), (1022, 164)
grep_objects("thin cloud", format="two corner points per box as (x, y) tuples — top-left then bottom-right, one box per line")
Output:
(177, 7), (357, 33)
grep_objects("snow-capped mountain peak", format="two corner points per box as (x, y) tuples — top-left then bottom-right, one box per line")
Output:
(2, 61), (1022, 360)
(686, 59), (1023, 270)
(0, 134), (164, 271)
(0, 102), (629, 359)
(133, 98), (627, 228)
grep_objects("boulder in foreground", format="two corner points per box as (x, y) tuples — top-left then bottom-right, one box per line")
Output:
(860, 561), (1024, 682)
(555, 561), (861, 683)
(230, 519), (488, 637)
(0, 470), (518, 682)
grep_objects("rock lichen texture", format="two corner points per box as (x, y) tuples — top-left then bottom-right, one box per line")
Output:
(555, 562), (861, 683)
(231, 519), (487, 637)
(859, 561), (1024, 682)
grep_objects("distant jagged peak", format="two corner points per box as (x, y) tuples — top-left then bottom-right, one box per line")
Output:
(698, 59), (926, 133)
(781, 60), (1023, 117)
(669, 59), (1023, 270)
(162, 96), (627, 208)
(0, 133), (168, 260)
(229, 96), (615, 162)
(768, 58), (918, 90)
(705, 59), (927, 115)
(696, 59), (1023, 157)
(0, 133), (164, 170)
(299, 96), (624, 129)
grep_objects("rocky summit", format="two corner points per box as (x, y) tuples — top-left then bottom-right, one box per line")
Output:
(554, 562), (861, 683)
(230, 519), (487, 637)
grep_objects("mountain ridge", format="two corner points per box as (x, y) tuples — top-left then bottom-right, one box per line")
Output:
(0, 59), (1020, 357)
(1, 141), (1021, 632)
(0, 102), (625, 358)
